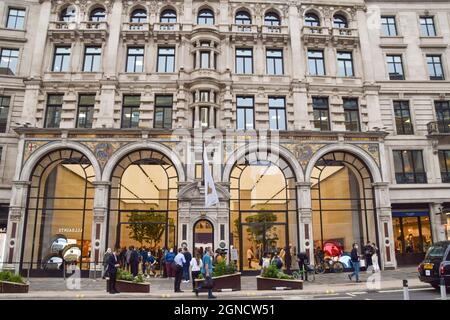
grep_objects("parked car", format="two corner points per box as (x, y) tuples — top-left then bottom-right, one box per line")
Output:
(418, 241), (450, 290)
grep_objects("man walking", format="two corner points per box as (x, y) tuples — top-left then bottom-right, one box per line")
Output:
(102, 248), (112, 279)
(174, 247), (186, 293)
(182, 247), (192, 283)
(348, 243), (361, 283)
(363, 241), (374, 270)
(130, 246), (139, 277)
(195, 247), (216, 299)
(107, 248), (120, 294)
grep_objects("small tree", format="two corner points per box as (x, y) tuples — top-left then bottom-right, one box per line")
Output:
(126, 211), (173, 249)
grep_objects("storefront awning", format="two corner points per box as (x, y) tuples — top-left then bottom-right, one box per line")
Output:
(392, 211), (429, 217)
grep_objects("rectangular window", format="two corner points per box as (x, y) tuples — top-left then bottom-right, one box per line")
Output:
(52, 46), (71, 72)
(438, 150), (450, 183)
(126, 47), (144, 73)
(313, 97), (330, 131)
(199, 106), (209, 128)
(337, 51), (354, 77)
(121, 95), (140, 128)
(236, 96), (254, 130)
(0, 96), (10, 133)
(393, 150), (427, 184)
(220, 224), (225, 241)
(6, 8), (25, 30)
(266, 49), (283, 75)
(45, 95), (63, 128)
(381, 16), (397, 36)
(154, 95), (173, 129)
(268, 97), (286, 130)
(200, 51), (210, 69)
(182, 224), (187, 240)
(83, 46), (101, 72)
(77, 95), (95, 128)
(435, 101), (450, 133)
(235, 48), (253, 74)
(394, 101), (414, 134)
(343, 98), (360, 131)
(427, 55), (444, 80)
(0, 48), (19, 75)
(157, 47), (175, 73)
(308, 50), (325, 76)
(386, 55), (404, 80)
(420, 16), (436, 37)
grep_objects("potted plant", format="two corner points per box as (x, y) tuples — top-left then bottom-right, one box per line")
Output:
(106, 269), (150, 293)
(256, 265), (303, 290)
(195, 260), (241, 292)
(0, 271), (29, 293)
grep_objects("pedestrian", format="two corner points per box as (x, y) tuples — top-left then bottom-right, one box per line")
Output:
(348, 243), (361, 283)
(174, 248), (186, 293)
(195, 247), (216, 299)
(363, 241), (374, 269)
(165, 248), (176, 279)
(148, 251), (157, 276)
(190, 253), (203, 292)
(182, 247), (192, 283)
(130, 246), (139, 277)
(119, 247), (126, 268)
(247, 246), (254, 269)
(297, 252), (309, 281)
(125, 246), (132, 272)
(271, 252), (283, 270)
(371, 243), (380, 273)
(285, 245), (292, 272)
(260, 252), (270, 274)
(107, 248), (120, 294)
(141, 247), (148, 276)
(102, 248), (112, 279)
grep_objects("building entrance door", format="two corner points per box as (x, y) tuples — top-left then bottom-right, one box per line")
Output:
(193, 219), (214, 253)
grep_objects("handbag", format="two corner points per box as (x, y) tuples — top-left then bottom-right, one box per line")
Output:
(203, 276), (214, 289)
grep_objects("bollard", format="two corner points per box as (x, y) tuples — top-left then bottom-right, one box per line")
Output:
(402, 279), (410, 300)
(440, 277), (447, 300)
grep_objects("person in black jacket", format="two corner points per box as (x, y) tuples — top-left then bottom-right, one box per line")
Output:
(108, 248), (121, 294)
(297, 252), (309, 281)
(130, 246), (139, 277)
(348, 243), (361, 283)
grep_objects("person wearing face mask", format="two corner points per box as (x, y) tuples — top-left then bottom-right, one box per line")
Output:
(348, 243), (361, 283)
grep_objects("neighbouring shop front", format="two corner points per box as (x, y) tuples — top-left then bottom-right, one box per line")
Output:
(392, 204), (432, 266)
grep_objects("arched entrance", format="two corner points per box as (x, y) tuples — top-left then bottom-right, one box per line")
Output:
(193, 219), (214, 253)
(311, 151), (378, 265)
(21, 149), (95, 276)
(229, 151), (298, 272)
(108, 149), (179, 252)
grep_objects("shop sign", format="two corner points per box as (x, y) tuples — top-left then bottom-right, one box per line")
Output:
(230, 248), (238, 261)
(58, 227), (83, 233)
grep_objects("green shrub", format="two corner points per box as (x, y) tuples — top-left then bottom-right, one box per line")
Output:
(116, 269), (144, 283)
(0, 271), (25, 284)
(261, 264), (294, 280)
(212, 260), (238, 277)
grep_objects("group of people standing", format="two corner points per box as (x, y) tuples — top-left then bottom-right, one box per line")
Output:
(348, 241), (380, 282)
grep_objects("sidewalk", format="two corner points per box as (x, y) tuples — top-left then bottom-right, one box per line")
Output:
(1, 267), (428, 299)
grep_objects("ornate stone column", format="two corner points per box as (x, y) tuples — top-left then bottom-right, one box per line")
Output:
(296, 182), (314, 264)
(430, 202), (447, 242)
(90, 181), (110, 275)
(373, 182), (397, 270)
(3, 181), (30, 273)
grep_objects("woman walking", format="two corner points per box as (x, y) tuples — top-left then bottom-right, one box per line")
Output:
(371, 243), (380, 272)
(348, 243), (361, 283)
(190, 253), (203, 292)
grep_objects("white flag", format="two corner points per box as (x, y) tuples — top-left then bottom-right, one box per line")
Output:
(204, 147), (219, 208)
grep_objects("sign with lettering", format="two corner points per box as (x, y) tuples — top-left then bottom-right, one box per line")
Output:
(230, 248), (238, 261)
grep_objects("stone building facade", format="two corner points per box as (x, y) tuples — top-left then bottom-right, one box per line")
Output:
(0, 0), (449, 275)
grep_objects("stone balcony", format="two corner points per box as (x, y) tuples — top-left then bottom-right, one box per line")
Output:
(427, 120), (450, 135)
(301, 26), (331, 46)
(48, 21), (78, 42)
(331, 27), (359, 47)
(48, 21), (108, 42)
(78, 21), (108, 42)
(261, 25), (289, 44)
(152, 23), (181, 41)
(121, 22), (151, 43)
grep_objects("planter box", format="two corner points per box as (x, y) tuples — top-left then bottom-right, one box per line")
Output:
(0, 281), (29, 293)
(106, 280), (150, 293)
(256, 276), (303, 290)
(195, 273), (241, 292)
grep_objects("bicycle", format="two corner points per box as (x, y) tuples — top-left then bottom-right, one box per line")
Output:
(315, 256), (344, 274)
(292, 265), (315, 281)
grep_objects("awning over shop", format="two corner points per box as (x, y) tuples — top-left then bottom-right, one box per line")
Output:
(392, 211), (429, 218)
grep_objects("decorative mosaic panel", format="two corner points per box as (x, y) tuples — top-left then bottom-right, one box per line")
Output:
(357, 143), (380, 167)
(282, 143), (325, 169)
(23, 141), (49, 164)
(82, 141), (127, 169)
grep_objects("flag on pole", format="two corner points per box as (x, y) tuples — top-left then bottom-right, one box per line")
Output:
(204, 146), (219, 208)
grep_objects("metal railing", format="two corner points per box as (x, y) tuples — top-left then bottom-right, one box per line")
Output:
(427, 120), (450, 134)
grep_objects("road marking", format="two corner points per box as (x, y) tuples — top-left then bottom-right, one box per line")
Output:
(346, 293), (355, 297)
(378, 288), (433, 293)
(350, 292), (368, 295)
(316, 296), (352, 300)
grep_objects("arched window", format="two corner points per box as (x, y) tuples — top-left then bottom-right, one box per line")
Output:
(333, 14), (348, 28)
(108, 150), (179, 251)
(160, 9), (177, 23)
(235, 11), (251, 25)
(264, 12), (281, 26)
(230, 151), (298, 271)
(197, 8), (214, 26)
(59, 6), (76, 22)
(89, 7), (106, 22)
(130, 8), (147, 23)
(22, 149), (95, 275)
(304, 12), (320, 27)
(311, 152), (377, 263)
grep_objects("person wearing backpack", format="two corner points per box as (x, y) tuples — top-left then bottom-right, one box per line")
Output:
(194, 247), (216, 299)
(271, 252), (283, 270)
